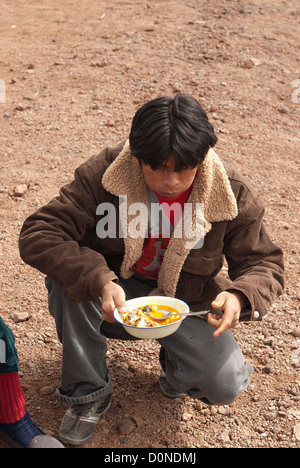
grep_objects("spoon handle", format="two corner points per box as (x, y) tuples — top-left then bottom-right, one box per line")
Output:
(181, 310), (210, 316)
(181, 308), (253, 320)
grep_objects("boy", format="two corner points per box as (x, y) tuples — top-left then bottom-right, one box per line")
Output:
(19, 94), (284, 445)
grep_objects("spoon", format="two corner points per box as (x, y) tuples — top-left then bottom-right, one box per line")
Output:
(149, 308), (253, 321)
(149, 309), (213, 320)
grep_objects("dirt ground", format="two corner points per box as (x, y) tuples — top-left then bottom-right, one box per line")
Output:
(0, 0), (299, 449)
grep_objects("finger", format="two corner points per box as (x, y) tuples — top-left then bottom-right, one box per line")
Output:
(113, 292), (127, 314)
(102, 313), (116, 323)
(212, 308), (240, 337)
(117, 304), (127, 314)
(211, 292), (227, 310)
(101, 298), (115, 316)
(213, 318), (232, 338)
(207, 313), (222, 328)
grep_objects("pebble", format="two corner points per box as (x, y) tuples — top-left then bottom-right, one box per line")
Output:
(106, 118), (115, 127)
(242, 58), (260, 68)
(39, 385), (54, 395)
(263, 337), (276, 347)
(219, 431), (231, 443)
(118, 418), (135, 435)
(239, 133), (250, 140)
(13, 184), (28, 197)
(182, 411), (193, 421)
(210, 104), (219, 112)
(262, 365), (274, 374)
(292, 327), (300, 338)
(262, 410), (277, 421)
(131, 415), (145, 428)
(10, 311), (29, 323)
(218, 406), (231, 416)
(293, 423), (300, 442)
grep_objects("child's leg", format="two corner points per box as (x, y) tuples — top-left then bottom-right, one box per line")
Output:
(0, 318), (63, 448)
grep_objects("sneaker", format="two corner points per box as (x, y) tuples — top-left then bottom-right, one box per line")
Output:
(158, 371), (185, 399)
(59, 394), (112, 446)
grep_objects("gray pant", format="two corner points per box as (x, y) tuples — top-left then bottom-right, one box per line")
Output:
(46, 276), (253, 407)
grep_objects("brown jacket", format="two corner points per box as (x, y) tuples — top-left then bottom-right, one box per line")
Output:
(19, 141), (284, 320)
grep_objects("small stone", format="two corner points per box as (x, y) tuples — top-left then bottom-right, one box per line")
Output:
(218, 406), (231, 415)
(262, 410), (277, 421)
(10, 311), (29, 323)
(90, 61), (108, 68)
(278, 107), (289, 114)
(242, 58), (260, 69)
(255, 425), (266, 434)
(118, 418), (135, 435)
(219, 431), (230, 443)
(39, 385), (54, 395)
(239, 133), (250, 140)
(131, 415), (145, 427)
(292, 327), (300, 338)
(182, 411), (193, 421)
(13, 184), (28, 197)
(14, 104), (25, 111)
(263, 337), (275, 347)
(243, 59), (254, 69)
(262, 365), (274, 374)
(294, 423), (300, 442)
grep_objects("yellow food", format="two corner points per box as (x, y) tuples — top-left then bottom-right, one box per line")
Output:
(123, 305), (181, 328)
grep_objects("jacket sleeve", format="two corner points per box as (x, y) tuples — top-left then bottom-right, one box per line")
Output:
(223, 193), (284, 320)
(19, 152), (118, 303)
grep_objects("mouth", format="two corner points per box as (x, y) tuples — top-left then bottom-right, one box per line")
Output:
(158, 192), (180, 199)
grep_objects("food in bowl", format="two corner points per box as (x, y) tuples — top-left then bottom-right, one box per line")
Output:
(123, 304), (181, 328)
(113, 296), (189, 339)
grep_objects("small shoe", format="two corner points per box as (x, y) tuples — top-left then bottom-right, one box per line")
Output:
(158, 371), (185, 399)
(59, 394), (112, 446)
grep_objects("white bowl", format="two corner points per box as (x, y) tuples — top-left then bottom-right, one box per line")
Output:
(113, 296), (189, 339)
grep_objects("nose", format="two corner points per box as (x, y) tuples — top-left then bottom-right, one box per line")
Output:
(163, 171), (180, 190)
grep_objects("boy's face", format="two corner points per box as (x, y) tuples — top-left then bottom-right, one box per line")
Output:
(139, 156), (198, 199)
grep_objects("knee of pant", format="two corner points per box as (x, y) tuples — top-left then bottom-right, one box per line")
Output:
(207, 384), (239, 406)
(210, 370), (251, 406)
(197, 367), (244, 406)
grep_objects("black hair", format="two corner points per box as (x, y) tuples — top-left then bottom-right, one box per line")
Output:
(129, 94), (218, 171)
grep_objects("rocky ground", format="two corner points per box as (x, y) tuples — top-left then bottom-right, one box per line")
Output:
(0, 0), (299, 449)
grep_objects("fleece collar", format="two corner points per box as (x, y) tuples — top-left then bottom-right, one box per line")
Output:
(102, 140), (238, 297)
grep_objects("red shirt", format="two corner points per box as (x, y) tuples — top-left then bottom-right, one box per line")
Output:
(132, 186), (192, 280)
